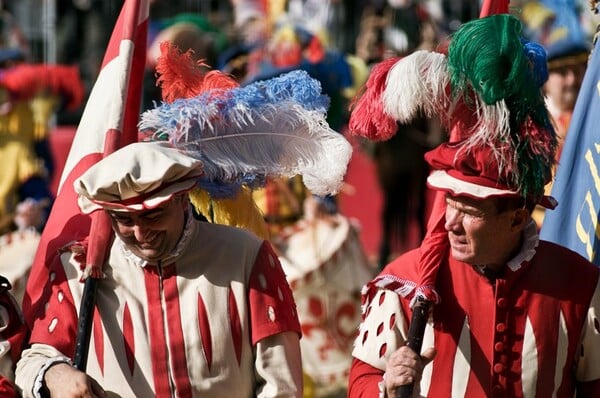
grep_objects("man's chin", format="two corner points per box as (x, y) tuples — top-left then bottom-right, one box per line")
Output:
(450, 248), (474, 264)
(133, 248), (163, 263)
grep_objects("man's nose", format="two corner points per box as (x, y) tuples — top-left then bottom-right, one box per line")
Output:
(132, 224), (150, 241)
(564, 69), (580, 85)
(444, 207), (463, 230)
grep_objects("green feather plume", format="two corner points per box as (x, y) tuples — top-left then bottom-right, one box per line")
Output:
(447, 14), (556, 199)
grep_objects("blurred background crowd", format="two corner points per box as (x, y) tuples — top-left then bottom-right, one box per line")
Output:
(0, 0), (599, 396)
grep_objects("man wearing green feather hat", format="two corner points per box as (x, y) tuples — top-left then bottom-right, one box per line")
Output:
(347, 11), (600, 398)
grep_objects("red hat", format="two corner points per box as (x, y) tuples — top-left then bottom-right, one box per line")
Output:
(425, 142), (557, 209)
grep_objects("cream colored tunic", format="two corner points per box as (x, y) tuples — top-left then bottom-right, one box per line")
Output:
(17, 219), (303, 397)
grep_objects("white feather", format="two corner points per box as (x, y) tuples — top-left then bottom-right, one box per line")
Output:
(456, 95), (511, 171)
(140, 101), (352, 196)
(382, 50), (450, 122)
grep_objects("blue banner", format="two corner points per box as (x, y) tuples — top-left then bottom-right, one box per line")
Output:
(540, 37), (600, 265)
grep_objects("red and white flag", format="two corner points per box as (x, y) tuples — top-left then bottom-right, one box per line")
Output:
(23, 0), (149, 327)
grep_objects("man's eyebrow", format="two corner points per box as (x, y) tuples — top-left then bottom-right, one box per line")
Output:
(109, 208), (163, 219)
(141, 208), (163, 217)
(108, 212), (129, 219)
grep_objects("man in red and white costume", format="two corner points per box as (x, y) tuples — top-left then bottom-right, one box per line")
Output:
(348, 141), (600, 397)
(15, 141), (303, 397)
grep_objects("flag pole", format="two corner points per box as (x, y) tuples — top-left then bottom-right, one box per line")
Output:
(396, 298), (431, 398)
(73, 278), (98, 370)
(69, 0), (148, 370)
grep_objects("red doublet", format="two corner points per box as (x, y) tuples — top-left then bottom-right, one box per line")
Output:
(350, 228), (600, 397)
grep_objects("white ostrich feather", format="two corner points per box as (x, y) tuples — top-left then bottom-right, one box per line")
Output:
(382, 50), (450, 123)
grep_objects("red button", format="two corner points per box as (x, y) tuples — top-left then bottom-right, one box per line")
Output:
(494, 342), (504, 352)
(492, 385), (503, 397)
(493, 363), (504, 373)
(497, 298), (507, 308)
(496, 323), (506, 332)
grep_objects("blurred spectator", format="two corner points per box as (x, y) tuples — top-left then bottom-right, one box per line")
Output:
(0, 58), (84, 233)
(518, 0), (592, 227)
(353, 2), (445, 267)
(253, 175), (309, 238)
(53, 0), (119, 123)
(519, 0), (591, 158)
(143, 12), (229, 111)
(0, 56), (51, 236)
(0, 45), (84, 313)
(0, 1), (29, 60)
(272, 204), (374, 398)
(0, 276), (28, 397)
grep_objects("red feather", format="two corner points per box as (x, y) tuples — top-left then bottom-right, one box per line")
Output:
(348, 56), (401, 141)
(197, 70), (239, 93)
(156, 41), (238, 103)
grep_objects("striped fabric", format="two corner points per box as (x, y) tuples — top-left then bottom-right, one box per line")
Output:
(19, 220), (302, 397)
(352, 230), (600, 397)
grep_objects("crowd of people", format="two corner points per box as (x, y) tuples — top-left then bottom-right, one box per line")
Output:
(0, 0), (599, 397)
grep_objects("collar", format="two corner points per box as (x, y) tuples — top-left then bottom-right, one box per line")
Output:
(506, 219), (538, 272)
(472, 219), (538, 281)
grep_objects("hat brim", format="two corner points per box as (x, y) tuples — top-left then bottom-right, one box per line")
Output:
(78, 178), (198, 214)
(427, 170), (557, 210)
(548, 51), (589, 70)
(427, 170), (519, 198)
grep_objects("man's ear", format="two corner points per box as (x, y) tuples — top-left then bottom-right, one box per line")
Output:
(511, 208), (530, 230)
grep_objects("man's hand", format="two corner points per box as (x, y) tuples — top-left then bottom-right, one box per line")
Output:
(384, 345), (437, 397)
(44, 362), (107, 398)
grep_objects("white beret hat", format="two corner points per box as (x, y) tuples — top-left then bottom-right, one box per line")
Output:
(75, 141), (203, 214)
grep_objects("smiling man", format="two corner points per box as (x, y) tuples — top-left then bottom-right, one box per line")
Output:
(16, 141), (304, 398)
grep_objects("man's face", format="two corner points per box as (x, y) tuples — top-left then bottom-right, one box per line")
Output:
(444, 194), (523, 268)
(545, 62), (586, 113)
(108, 195), (188, 262)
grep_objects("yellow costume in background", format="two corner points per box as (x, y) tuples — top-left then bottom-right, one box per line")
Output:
(253, 175), (309, 238)
(0, 96), (46, 234)
(188, 186), (269, 240)
(0, 60), (83, 234)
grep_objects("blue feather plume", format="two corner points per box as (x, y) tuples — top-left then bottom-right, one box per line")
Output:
(522, 39), (548, 88)
(139, 70), (351, 197)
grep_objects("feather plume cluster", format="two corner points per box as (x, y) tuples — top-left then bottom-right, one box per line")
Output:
(141, 44), (351, 199)
(348, 14), (556, 199)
